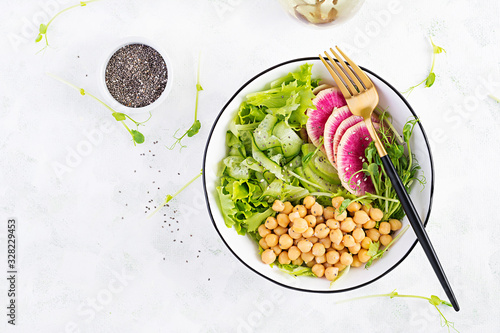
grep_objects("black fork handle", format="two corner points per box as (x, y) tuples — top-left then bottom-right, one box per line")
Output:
(380, 155), (460, 312)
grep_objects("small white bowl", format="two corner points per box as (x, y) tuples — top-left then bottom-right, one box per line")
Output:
(99, 36), (173, 115)
(202, 58), (435, 293)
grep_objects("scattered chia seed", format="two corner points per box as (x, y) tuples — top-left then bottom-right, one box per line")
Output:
(105, 44), (168, 108)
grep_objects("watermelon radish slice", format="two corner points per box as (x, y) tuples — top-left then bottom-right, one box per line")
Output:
(305, 87), (347, 149)
(332, 114), (380, 166)
(336, 122), (381, 196)
(323, 105), (352, 167)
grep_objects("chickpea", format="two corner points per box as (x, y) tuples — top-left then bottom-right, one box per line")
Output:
(293, 205), (307, 218)
(288, 228), (302, 240)
(338, 247), (348, 255)
(329, 229), (343, 245)
(289, 211), (301, 221)
(312, 264), (325, 277)
(323, 263), (332, 268)
(340, 252), (353, 266)
(358, 249), (371, 263)
(304, 215), (317, 228)
(379, 222), (391, 235)
(312, 243), (326, 256)
(272, 246), (282, 255)
(311, 203), (324, 217)
(265, 234), (279, 247)
(334, 263), (347, 271)
(389, 219), (402, 231)
(277, 213), (290, 228)
(279, 234), (293, 249)
(288, 246), (301, 260)
(332, 243), (345, 251)
(324, 206), (335, 220)
(302, 227), (314, 238)
(380, 234), (393, 247)
(347, 201), (361, 213)
(340, 218), (356, 233)
(325, 267), (340, 281)
(361, 237), (372, 249)
(326, 219), (340, 230)
(352, 227), (365, 243)
(315, 254), (326, 264)
(306, 236), (319, 243)
(292, 257), (303, 266)
(334, 209), (348, 221)
(316, 216), (325, 224)
(326, 250), (340, 264)
(274, 226), (287, 236)
(258, 224), (271, 238)
(282, 201), (294, 214)
(351, 255), (362, 268)
(291, 218), (308, 234)
(306, 260), (315, 267)
(293, 237), (303, 246)
(342, 234), (356, 248)
(303, 196), (316, 209)
(348, 243), (361, 255)
(272, 200), (285, 212)
(297, 239), (313, 253)
(363, 219), (376, 229)
(314, 223), (330, 239)
(353, 210), (370, 224)
(361, 204), (371, 213)
(319, 237), (332, 249)
(369, 207), (384, 222)
(301, 251), (315, 263)
(331, 196), (344, 209)
(259, 238), (269, 250)
(265, 216), (278, 230)
(261, 249), (276, 264)
(278, 251), (291, 265)
(366, 229), (380, 242)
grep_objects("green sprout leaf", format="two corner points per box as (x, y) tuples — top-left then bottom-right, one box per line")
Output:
(425, 72), (436, 88)
(337, 290), (459, 332)
(112, 112), (126, 121)
(35, 34), (43, 43)
(39, 23), (47, 34)
(302, 137), (324, 167)
(48, 73), (149, 146)
(168, 54), (203, 150)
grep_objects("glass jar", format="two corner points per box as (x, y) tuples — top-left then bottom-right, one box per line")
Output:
(277, 0), (365, 26)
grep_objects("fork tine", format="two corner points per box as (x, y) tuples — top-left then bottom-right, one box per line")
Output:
(323, 51), (358, 96)
(335, 46), (373, 88)
(318, 54), (352, 99)
(330, 48), (365, 92)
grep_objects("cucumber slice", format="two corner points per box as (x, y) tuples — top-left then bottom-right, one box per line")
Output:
(273, 121), (303, 158)
(262, 179), (284, 199)
(241, 157), (264, 173)
(253, 114), (281, 150)
(223, 156), (250, 180)
(314, 151), (337, 176)
(301, 143), (316, 156)
(303, 165), (338, 192)
(294, 167), (320, 193)
(252, 135), (283, 180)
(311, 154), (341, 185)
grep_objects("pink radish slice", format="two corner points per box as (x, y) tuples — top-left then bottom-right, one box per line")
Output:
(333, 114), (380, 166)
(337, 122), (381, 196)
(305, 87), (347, 148)
(323, 105), (352, 167)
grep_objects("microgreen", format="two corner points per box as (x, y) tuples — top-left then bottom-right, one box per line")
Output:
(48, 73), (150, 145)
(488, 94), (500, 103)
(403, 37), (446, 96)
(337, 289), (458, 332)
(364, 225), (409, 268)
(36, 0), (100, 53)
(168, 55), (203, 151)
(149, 170), (203, 217)
(302, 137), (324, 167)
(349, 112), (425, 221)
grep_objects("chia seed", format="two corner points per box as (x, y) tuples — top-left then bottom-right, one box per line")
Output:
(105, 43), (168, 108)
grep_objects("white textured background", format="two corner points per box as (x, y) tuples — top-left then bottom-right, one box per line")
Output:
(1, 0), (499, 332)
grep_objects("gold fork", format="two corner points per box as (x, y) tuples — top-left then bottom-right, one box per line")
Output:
(319, 47), (460, 312)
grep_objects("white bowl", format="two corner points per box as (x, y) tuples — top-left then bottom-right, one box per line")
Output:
(202, 58), (434, 293)
(99, 36), (173, 115)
